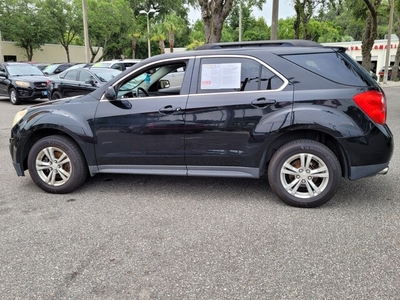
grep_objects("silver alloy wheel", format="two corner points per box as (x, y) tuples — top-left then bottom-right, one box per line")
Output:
(280, 153), (329, 199)
(35, 146), (72, 186)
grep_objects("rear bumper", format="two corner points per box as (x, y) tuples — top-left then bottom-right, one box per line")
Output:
(349, 163), (389, 180)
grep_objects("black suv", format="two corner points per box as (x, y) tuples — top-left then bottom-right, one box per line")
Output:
(9, 40), (393, 207)
(0, 62), (49, 105)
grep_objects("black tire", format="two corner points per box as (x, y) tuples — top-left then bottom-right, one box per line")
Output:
(51, 91), (63, 100)
(9, 87), (21, 105)
(27, 135), (88, 194)
(268, 140), (341, 208)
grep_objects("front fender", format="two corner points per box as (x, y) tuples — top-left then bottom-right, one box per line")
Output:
(12, 99), (98, 173)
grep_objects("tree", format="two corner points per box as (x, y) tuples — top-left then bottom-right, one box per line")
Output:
(187, 19), (206, 49)
(40, 0), (82, 62)
(0, 0), (56, 61)
(227, 1), (267, 41)
(197, 0), (235, 43)
(293, 0), (328, 40)
(85, 0), (134, 62)
(163, 12), (185, 53)
(348, 0), (382, 71)
(150, 23), (166, 54)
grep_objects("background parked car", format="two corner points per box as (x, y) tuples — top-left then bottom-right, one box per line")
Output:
(42, 63), (76, 75)
(91, 59), (141, 71)
(0, 62), (49, 105)
(47, 67), (121, 99)
(64, 63), (93, 70)
(378, 66), (400, 81)
(30, 63), (51, 71)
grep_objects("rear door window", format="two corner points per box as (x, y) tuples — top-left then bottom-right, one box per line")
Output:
(197, 57), (285, 93)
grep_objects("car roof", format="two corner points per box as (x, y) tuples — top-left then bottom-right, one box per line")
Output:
(141, 41), (343, 64)
(2, 62), (33, 66)
(194, 40), (323, 50)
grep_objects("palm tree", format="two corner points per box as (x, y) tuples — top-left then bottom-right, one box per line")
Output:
(163, 12), (185, 53)
(130, 32), (141, 59)
(151, 23), (166, 54)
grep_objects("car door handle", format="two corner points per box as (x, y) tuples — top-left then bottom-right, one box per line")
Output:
(159, 105), (181, 115)
(251, 97), (276, 108)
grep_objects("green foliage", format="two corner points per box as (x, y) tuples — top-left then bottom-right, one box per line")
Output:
(277, 18), (296, 39)
(86, 0), (135, 60)
(40, 0), (83, 61)
(0, 0), (57, 60)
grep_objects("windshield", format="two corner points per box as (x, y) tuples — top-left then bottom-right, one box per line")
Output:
(92, 69), (121, 82)
(8, 64), (44, 76)
(92, 62), (112, 68)
(42, 64), (61, 74)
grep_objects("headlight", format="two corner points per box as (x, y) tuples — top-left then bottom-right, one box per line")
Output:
(15, 81), (30, 88)
(12, 109), (27, 127)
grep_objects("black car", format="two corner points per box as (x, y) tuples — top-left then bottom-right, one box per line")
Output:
(47, 67), (121, 99)
(42, 63), (76, 75)
(0, 62), (49, 105)
(9, 40), (393, 207)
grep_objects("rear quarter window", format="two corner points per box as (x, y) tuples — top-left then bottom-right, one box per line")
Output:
(283, 52), (370, 86)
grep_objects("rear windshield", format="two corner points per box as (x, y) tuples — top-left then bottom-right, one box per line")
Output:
(282, 52), (372, 86)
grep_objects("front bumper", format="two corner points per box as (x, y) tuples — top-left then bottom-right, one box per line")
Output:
(17, 87), (48, 100)
(9, 136), (25, 176)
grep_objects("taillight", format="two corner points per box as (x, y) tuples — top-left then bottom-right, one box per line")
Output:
(353, 90), (386, 124)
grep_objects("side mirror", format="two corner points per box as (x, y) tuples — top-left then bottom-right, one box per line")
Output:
(104, 86), (117, 100)
(158, 79), (170, 89)
(0, 71), (8, 78)
(85, 79), (96, 86)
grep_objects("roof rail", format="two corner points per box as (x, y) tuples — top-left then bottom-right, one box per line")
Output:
(195, 40), (322, 50)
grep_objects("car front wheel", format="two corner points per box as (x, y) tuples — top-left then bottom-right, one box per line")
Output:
(28, 135), (88, 193)
(51, 91), (63, 100)
(9, 87), (21, 105)
(268, 140), (341, 208)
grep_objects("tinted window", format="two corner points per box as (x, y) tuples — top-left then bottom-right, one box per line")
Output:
(63, 69), (79, 80)
(91, 69), (121, 82)
(79, 70), (93, 82)
(283, 52), (369, 86)
(198, 57), (284, 93)
(111, 63), (123, 71)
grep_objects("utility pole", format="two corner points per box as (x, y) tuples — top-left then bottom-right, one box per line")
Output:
(239, 1), (242, 42)
(270, 0), (279, 40)
(383, 0), (394, 84)
(82, 0), (90, 63)
(0, 29), (3, 62)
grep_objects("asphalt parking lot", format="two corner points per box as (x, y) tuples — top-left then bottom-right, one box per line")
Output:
(0, 86), (399, 299)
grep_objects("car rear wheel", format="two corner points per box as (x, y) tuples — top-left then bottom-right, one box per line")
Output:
(9, 88), (21, 105)
(51, 91), (63, 100)
(268, 140), (341, 208)
(28, 135), (88, 193)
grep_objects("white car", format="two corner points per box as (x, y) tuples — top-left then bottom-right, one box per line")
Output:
(91, 59), (141, 71)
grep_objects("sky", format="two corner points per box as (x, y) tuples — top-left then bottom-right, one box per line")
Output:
(188, 0), (295, 25)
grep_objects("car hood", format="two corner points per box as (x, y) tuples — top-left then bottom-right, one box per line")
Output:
(11, 75), (49, 81)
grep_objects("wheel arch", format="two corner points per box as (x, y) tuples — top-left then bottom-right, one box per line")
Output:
(260, 129), (349, 178)
(18, 126), (95, 176)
